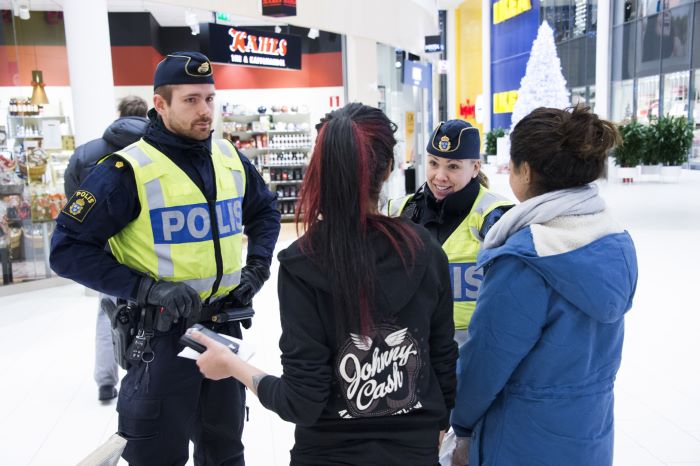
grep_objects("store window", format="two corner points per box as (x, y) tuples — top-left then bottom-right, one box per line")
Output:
(613, 23), (637, 80)
(571, 86), (587, 105)
(691, 2), (700, 68)
(612, 79), (635, 121)
(615, 0), (638, 24)
(637, 75), (660, 122)
(637, 13), (663, 76)
(661, 5), (692, 73)
(0, 9), (72, 286)
(663, 70), (690, 116)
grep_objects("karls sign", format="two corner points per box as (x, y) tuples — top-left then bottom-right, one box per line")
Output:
(206, 23), (302, 70)
(262, 0), (297, 17)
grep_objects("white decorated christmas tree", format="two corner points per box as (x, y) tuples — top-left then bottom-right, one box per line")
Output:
(510, 21), (570, 130)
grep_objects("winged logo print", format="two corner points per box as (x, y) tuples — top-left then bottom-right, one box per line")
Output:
(384, 328), (408, 347)
(350, 333), (373, 351)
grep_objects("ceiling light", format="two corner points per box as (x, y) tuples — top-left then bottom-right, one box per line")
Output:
(19, 5), (30, 20)
(185, 10), (200, 36)
(307, 28), (319, 40)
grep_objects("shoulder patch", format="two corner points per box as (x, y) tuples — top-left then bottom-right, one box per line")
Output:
(62, 190), (97, 223)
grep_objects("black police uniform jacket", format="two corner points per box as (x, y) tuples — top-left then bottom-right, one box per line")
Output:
(63, 116), (148, 197)
(50, 109), (280, 301)
(257, 221), (458, 465)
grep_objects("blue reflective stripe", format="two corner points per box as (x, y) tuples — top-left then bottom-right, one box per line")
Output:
(449, 262), (484, 302)
(150, 197), (243, 244)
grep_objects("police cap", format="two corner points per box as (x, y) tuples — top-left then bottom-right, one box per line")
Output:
(426, 120), (480, 160)
(154, 52), (214, 89)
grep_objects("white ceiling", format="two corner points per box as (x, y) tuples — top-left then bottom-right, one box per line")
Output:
(0, 0), (279, 27)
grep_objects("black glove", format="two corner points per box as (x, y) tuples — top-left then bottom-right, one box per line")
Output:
(137, 277), (202, 331)
(228, 255), (270, 307)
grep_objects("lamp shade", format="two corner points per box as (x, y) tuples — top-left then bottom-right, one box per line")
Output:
(30, 70), (48, 105)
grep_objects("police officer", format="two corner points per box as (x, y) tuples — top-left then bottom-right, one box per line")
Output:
(63, 94), (149, 403)
(387, 120), (512, 345)
(50, 51), (281, 465)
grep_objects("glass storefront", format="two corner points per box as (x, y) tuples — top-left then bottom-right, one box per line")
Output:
(0, 8), (72, 286)
(540, 0), (598, 106)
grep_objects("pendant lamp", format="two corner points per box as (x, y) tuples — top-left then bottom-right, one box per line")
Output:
(30, 70), (49, 105)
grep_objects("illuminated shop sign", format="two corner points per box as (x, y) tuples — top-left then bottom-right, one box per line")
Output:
(493, 0), (532, 24)
(206, 23), (302, 70)
(262, 0), (297, 17)
(493, 90), (518, 114)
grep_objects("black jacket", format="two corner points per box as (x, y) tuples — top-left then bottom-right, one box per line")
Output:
(406, 180), (512, 245)
(63, 116), (148, 196)
(257, 221), (457, 465)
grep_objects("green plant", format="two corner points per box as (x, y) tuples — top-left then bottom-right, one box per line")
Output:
(484, 128), (505, 155)
(648, 115), (694, 166)
(614, 120), (646, 167)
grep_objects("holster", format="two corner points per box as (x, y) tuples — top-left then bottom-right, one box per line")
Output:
(101, 298), (137, 370)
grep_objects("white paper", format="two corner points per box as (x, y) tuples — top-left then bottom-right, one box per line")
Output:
(178, 333), (255, 362)
(41, 120), (62, 150)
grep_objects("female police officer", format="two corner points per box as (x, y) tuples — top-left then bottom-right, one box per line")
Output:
(387, 120), (512, 345)
(50, 52), (280, 465)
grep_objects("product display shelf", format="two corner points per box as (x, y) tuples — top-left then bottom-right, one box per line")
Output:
(222, 111), (312, 221)
(7, 115), (70, 140)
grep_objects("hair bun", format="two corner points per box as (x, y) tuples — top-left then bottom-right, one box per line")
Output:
(560, 105), (620, 162)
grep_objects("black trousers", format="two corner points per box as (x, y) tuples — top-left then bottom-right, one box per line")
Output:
(117, 322), (246, 466)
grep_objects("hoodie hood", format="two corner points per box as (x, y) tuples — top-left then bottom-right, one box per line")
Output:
(102, 116), (149, 148)
(478, 212), (638, 324)
(278, 225), (434, 313)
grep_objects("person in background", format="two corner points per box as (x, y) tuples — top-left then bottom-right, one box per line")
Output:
(450, 106), (638, 465)
(50, 52), (280, 465)
(191, 103), (458, 466)
(63, 95), (149, 402)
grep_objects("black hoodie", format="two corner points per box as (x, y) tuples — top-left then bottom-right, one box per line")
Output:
(257, 222), (457, 465)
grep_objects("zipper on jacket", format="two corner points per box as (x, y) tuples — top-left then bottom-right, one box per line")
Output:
(207, 197), (224, 305)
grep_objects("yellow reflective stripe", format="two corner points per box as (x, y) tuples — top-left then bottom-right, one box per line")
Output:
(388, 195), (412, 217)
(122, 143), (153, 167)
(154, 243), (174, 277)
(232, 170), (244, 196)
(215, 139), (233, 157)
(183, 271), (241, 294)
(145, 178), (165, 209)
(215, 139), (245, 195)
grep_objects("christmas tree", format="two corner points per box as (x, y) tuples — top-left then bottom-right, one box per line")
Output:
(510, 21), (570, 130)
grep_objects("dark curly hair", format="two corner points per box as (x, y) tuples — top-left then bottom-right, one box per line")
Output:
(510, 106), (621, 195)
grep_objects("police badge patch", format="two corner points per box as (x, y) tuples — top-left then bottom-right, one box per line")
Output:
(438, 135), (451, 152)
(62, 190), (97, 222)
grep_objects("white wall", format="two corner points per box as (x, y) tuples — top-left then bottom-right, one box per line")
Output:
(161, 0), (439, 56)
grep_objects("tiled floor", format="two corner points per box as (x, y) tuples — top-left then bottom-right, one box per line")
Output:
(1, 166), (699, 465)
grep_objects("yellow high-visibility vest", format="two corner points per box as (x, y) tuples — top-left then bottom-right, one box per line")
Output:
(388, 186), (511, 329)
(108, 139), (246, 301)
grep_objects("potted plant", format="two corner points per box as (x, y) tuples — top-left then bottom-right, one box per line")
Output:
(484, 128), (505, 164)
(651, 115), (693, 182)
(640, 116), (662, 178)
(614, 120), (645, 183)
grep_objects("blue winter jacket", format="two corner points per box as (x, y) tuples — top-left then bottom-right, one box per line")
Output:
(451, 214), (638, 466)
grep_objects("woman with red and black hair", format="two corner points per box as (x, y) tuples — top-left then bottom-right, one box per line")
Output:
(191, 103), (458, 465)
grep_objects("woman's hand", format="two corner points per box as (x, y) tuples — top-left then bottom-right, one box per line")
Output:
(189, 329), (269, 396)
(451, 436), (470, 466)
(190, 330), (238, 380)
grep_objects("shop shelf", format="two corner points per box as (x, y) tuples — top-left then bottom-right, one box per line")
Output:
(269, 180), (303, 185)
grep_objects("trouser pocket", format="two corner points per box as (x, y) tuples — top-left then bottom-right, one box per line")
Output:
(117, 397), (161, 441)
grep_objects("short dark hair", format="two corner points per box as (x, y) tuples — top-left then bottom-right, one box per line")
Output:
(117, 95), (148, 117)
(154, 85), (173, 105)
(510, 105), (621, 195)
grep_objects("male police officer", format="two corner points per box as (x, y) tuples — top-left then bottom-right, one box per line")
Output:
(50, 52), (280, 465)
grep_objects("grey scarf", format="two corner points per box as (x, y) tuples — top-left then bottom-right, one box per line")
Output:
(483, 183), (606, 250)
